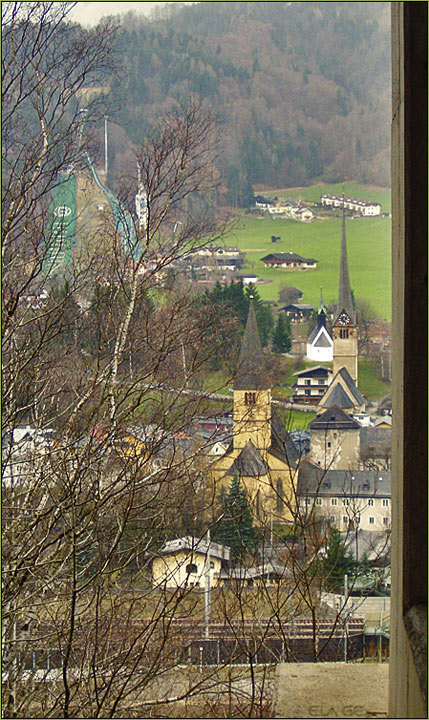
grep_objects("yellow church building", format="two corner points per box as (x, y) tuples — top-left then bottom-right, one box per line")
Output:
(210, 301), (299, 525)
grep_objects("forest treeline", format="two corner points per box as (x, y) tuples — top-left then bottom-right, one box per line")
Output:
(103, 1), (391, 202)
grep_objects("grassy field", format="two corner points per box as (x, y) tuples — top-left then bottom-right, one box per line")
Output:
(358, 358), (392, 401)
(221, 183), (392, 320)
(266, 181), (392, 214)
(225, 214), (391, 320)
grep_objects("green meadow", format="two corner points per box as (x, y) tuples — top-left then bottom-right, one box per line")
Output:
(223, 194), (392, 320)
(269, 181), (392, 214)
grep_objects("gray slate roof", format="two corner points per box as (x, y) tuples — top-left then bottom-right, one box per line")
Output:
(309, 406), (361, 430)
(293, 366), (331, 378)
(227, 441), (270, 477)
(234, 301), (268, 390)
(322, 384), (356, 409)
(297, 461), (391, 498)
(222, 411), (300, 475)
(320, 367), (365, 410)
(269, 410), (300, 467)
(159, 536), (230, 561)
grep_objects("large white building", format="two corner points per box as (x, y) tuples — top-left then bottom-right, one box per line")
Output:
(298, 464), (391, 534)
(321, 194), (381, 216)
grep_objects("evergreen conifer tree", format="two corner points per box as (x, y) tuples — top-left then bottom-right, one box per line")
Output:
(216, 476), (255, 561)
(321, 529), (356, 593)
(272, 313), (292, 354)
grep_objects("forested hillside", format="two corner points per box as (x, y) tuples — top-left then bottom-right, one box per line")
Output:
(104, 1), (391, 201)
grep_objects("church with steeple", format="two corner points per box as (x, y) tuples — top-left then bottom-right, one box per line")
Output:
(210, 300), (299, 524)
(332, 204), (358, 383)
(315, 201), (365, 415)
(307, 201), (366, 470)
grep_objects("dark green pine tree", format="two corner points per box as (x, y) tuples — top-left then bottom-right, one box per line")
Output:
(272, 313), (292, 354)
(244, 284), (274, 346)
(321, 529), (356, 593)
(216, 476), (256, 561)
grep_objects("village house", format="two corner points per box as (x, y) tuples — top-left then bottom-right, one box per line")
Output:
(280, 302), (314, 322)
(261, 252), (317, 269)
(151, 536), (230, 589)
(254, 195), (277, 210)
(292, 366), (333, 404)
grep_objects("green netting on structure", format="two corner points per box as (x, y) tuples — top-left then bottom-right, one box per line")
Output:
(44, 173), (76, 272)
(86, 155), (141, 260)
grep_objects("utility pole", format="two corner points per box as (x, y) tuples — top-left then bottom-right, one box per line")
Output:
(344, 573), (348, 662)
(104, 115), (108, 176)
(204, 530), (211, 639)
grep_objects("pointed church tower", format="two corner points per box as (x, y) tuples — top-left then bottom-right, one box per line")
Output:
(233, 298), (272, 451)
(332, 200), (359, 383)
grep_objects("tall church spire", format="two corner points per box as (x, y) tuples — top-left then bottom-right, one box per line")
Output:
(335, 199), (356, 323)
(234, 298), (268, 390)
(317, 286), (327, 330)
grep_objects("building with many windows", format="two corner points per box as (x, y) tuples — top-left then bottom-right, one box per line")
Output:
(297, 463), (391, 533)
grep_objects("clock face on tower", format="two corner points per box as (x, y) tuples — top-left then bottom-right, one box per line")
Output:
(336, 310), (352, 326)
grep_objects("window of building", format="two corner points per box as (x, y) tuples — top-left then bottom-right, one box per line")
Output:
(319, 389), (325, 395)
(342, 516), (348, 524)
(244, 391), (256, 405)
(318, 379), (326, 385)
(305, 497), (311, 505)
(340, 329), (349, 339)
(327, 441), (332, 448)
(210, 561), (214, 569)
(355, 516), (360, 524)
(342, 498), (350, 506)
(331, 498), (338, 506)
(330, 516), (336, 523)
(186, 563), (198, 574)
(368, 499), (374, 506)
(382, 499), (389, 507)
(315, 498), (322, 506)
(305, 389), (311, 396)
(383, 517), (389, 526)
(369, 517), (375, 525)
(304, 379), (311, 386)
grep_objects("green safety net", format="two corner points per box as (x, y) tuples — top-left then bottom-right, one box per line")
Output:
(86, 155), (141, 260)
(44, 173), (77, 271)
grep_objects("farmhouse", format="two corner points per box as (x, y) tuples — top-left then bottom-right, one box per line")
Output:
(321, 194), (381, 216)
(280, 303), (314, 323)
(292, 366), (333, 404)
(261, 252), (317, 269)
(255, 195), (277, 210)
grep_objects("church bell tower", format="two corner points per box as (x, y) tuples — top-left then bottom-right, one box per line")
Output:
(233, 298), (272, 451)
(332, 201), (359, 383)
